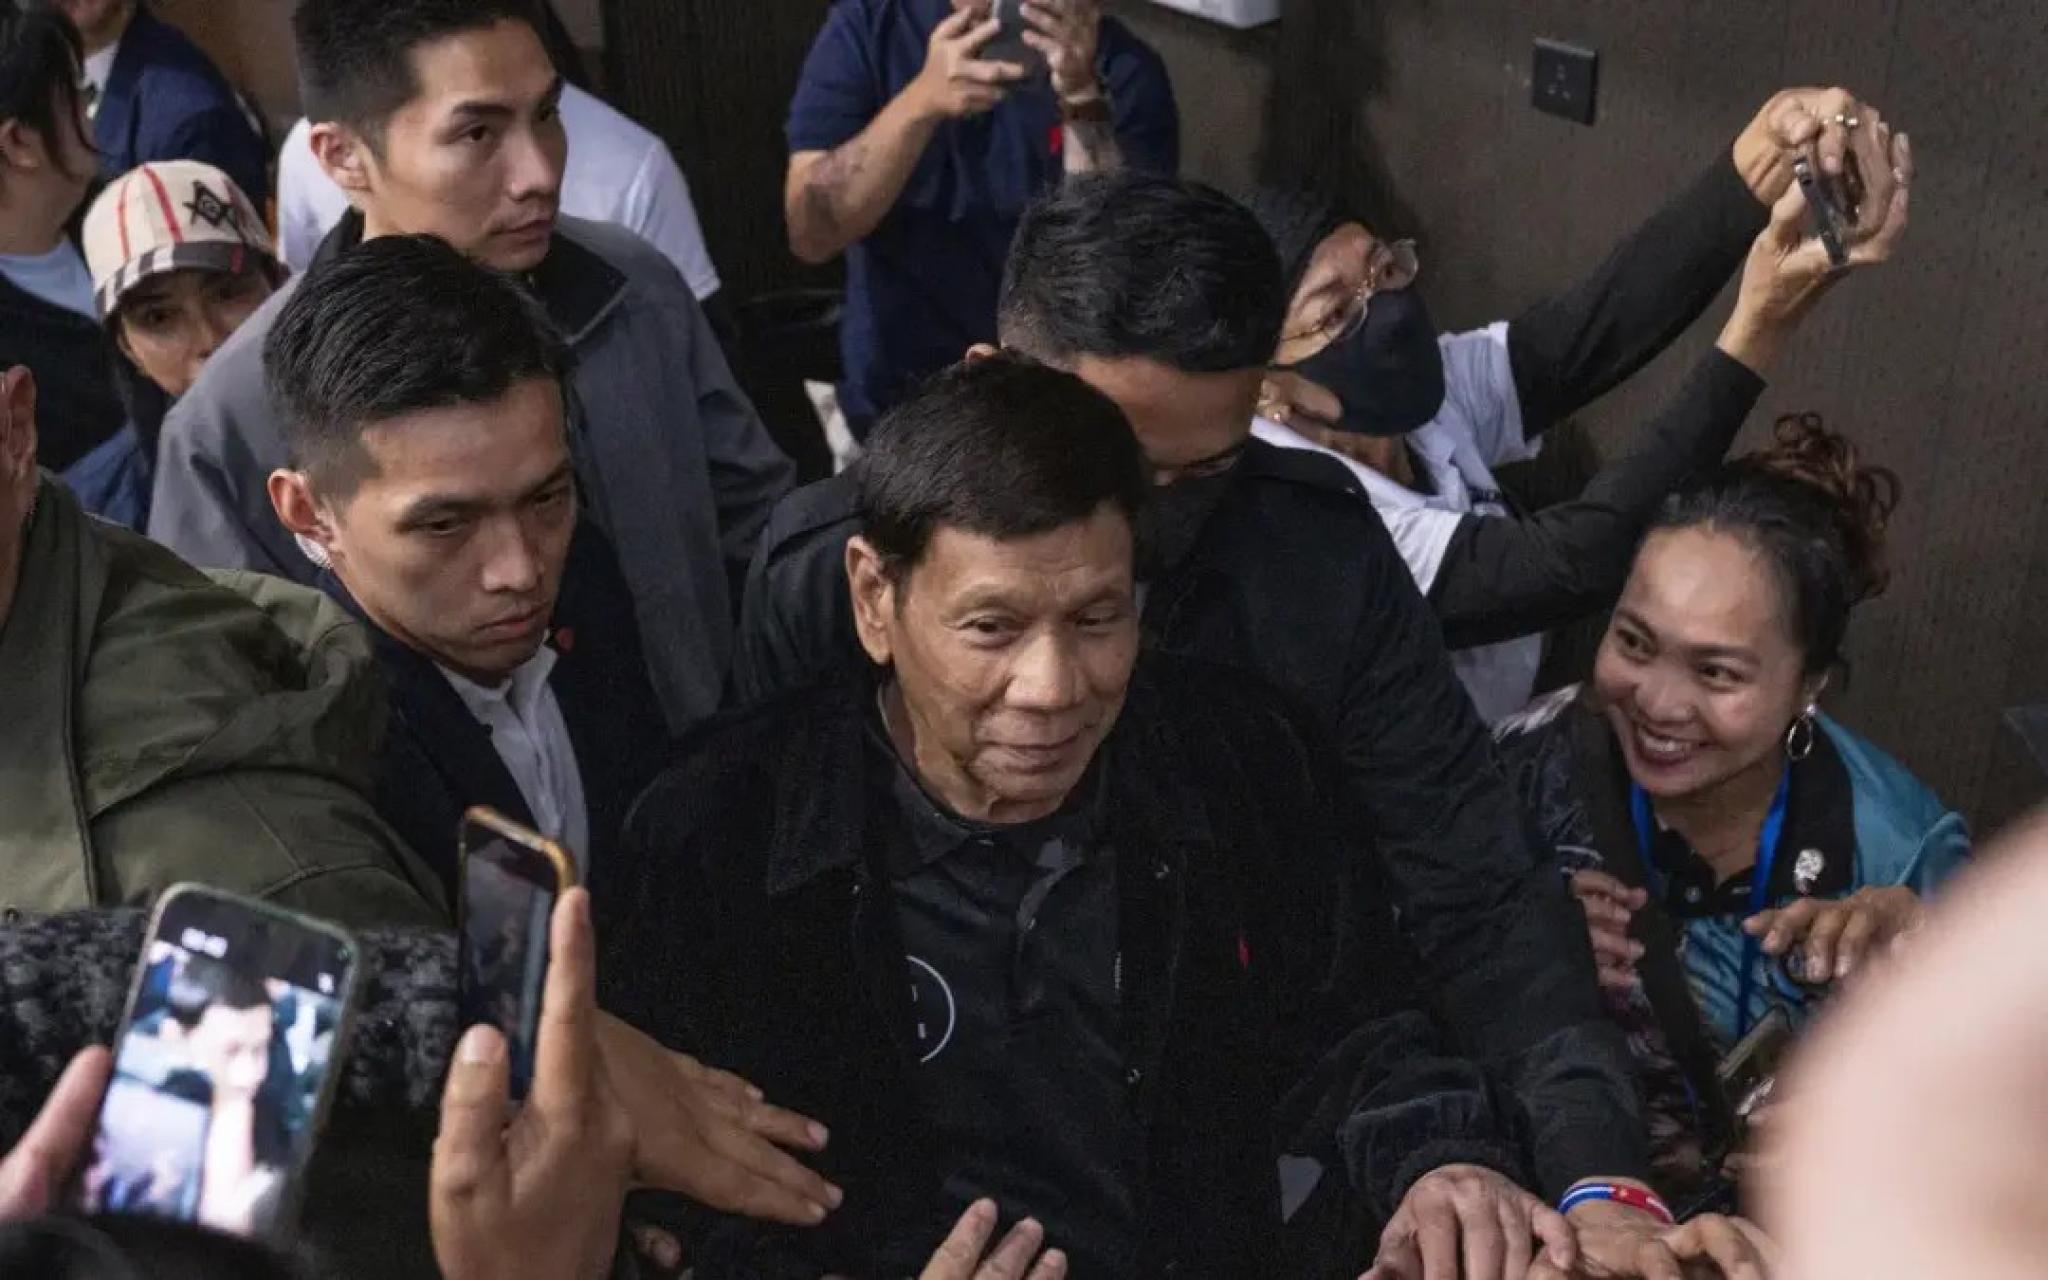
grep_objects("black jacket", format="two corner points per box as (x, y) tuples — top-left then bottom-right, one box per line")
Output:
(1431, 154), (1771, 647)
(327, 524), (670, 895)
(599, 660), (1522, 1278)
(0, 271), (123, 471)
(727, 443), (1644, 1196)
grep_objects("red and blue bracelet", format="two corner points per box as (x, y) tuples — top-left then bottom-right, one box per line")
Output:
(1558, 1182), (1676, 1225)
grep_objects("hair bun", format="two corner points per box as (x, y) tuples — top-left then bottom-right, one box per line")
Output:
(1746, 412), (1901, 602)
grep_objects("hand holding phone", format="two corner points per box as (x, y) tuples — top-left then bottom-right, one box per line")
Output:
(982, 0), (1049, 79)
(458, 808), (576, 1103)
(0, 1047), (113, 1222)
(433, 889), (634, 1280)
(73, 885), (360, 1239)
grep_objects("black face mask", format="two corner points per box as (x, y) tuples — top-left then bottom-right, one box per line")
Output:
(1136, 470), (1234, 578)
(1287, 289), (1446, 437)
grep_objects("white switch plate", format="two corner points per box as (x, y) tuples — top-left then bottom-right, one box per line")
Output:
(1144, 0), (1281, 29)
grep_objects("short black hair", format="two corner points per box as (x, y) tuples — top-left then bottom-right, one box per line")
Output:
(294, 0), (543, 142)
(167, 956), (271, 1027)
(265, 234), (569, 496)
(858, 354), (1149, 576)
(998, 172), (1287, 374)
(0, 2), (85, 181)
(1242, 185), (1345, 298)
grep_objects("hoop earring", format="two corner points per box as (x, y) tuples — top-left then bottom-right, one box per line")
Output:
(1785, 708), (1817, 762)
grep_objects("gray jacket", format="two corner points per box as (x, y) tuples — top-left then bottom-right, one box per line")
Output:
(149, 212), (794, 733)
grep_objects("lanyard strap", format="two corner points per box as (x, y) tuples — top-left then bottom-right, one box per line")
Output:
(1630, 772), (1792, 1039)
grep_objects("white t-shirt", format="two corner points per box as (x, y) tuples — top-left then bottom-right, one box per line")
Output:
(0, 241), (96, 319)
(277, 83), (723, 301)
(440, 646), (592, 868)
(1253, 321), (1546, 725)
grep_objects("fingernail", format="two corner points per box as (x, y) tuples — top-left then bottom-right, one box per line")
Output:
(457, 1025), (503, 1065)
(809, 1121), (831, 1146)
(826, 1182), (845, 1208)
(808, 1201), (828, 1224)
(746, 1085), (764, 1101)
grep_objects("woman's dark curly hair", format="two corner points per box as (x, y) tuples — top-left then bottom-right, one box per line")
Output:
(1654, 412), (1902, 675)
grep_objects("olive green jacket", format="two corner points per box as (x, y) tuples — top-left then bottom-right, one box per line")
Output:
(1, 478), (446, 926)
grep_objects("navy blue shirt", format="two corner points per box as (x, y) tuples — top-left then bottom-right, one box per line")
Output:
(787, 0), (1179, 429)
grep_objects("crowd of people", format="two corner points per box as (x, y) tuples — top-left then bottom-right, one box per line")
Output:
(0, 0), (2021, 1277)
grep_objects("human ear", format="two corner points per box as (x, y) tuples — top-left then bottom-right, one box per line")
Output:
(845, 536), (899, 668)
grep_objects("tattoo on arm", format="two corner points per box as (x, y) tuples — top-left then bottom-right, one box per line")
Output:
(801, 140), (870, 241)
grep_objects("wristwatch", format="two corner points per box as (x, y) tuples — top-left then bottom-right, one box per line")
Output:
(1059, 83), (1113, 124)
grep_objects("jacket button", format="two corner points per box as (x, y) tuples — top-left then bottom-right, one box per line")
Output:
(1152, 862), (1171, 881)
(1125, 1067), (1143, 1087)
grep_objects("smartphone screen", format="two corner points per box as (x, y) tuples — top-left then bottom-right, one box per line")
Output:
(458, 810), (572, 1102)
(76, 886), (358, 1239)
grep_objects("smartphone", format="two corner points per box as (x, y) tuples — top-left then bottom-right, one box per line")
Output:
(981, 0), (1047, 77)
(1716, 1004), (1794, 1134)
(458, 807), (576, 1102)
(1793, 153), (1851, 268)
(74, 885), (360, 1240)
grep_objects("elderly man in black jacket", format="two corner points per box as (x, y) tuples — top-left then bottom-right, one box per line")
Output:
(601, 358), (1573, 1279)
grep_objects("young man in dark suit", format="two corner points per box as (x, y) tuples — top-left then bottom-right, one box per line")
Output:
(262, 233), (667, 890)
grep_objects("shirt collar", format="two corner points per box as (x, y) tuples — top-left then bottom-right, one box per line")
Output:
(864, 690), (1104, 880)
(1643, 727), (1857, 919)
(437, 644), (560, 723)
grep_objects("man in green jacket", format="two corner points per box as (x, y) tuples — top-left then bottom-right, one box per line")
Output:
(2, 364), (444, 926)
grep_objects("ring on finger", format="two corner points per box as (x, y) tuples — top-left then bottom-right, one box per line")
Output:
(1831, 112), (1861, 128)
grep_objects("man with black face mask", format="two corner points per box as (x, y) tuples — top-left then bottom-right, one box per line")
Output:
(730, 173), (1778, 1277)
(1250, 87), (1913, 722)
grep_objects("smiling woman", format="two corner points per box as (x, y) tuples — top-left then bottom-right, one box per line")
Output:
(1492, 414), (1969, 1211)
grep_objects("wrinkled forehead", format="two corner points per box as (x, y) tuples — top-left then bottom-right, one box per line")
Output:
(905, 515), (1136, 607)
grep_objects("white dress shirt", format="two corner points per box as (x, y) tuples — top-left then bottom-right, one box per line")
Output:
(276, 83), (723, 301)
(439, 646), (591, 869)
(1253, 321), (1546, 724)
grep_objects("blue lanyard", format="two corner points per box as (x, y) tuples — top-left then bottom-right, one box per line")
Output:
(1630, 773), (1792, 1040)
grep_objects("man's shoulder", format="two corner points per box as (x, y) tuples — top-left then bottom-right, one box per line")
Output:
(762, 472), (862, 559)
(126, 10), (239, 101)
(1238, 437), (1370, 499)
(559, 85), (666, 191)
(628, 682), (861, 842)
(1099, 15), (1171, 77)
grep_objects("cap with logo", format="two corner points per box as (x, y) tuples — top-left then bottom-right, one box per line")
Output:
(81, 160), (281, 322)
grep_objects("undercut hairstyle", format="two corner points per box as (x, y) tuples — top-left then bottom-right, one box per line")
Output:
(265, 234), (569, 497)
(294, 0), (543, 144)
(0, 1), (85, 181)
(1654, 412), (1901, 676)
(859, 354), (1149, 578)
(998, 172), (1287, 374)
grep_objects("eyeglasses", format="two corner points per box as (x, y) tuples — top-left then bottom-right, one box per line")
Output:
(1274, 238), (1421, 367)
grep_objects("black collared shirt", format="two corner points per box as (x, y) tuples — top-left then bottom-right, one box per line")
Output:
(865, 710), (1137, 1277)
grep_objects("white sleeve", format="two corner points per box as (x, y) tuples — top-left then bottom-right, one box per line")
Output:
(1248, 416), (1464, 595)
(275, 121), (353, 273)
(1438, 322), (1534, 469)
(620, 143), (723, 302)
